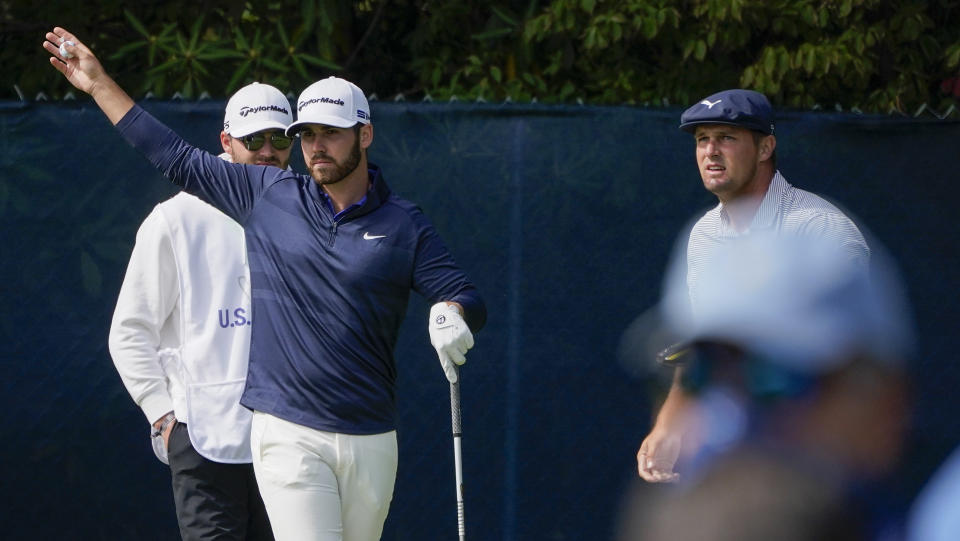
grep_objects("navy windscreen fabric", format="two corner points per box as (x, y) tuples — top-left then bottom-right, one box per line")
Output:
(1, 99), (956, 540)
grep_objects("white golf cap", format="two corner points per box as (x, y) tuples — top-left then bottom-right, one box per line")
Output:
(286, 76), (371, 135)
(658, 231), (913, 373)
(223, 82), (293, 137)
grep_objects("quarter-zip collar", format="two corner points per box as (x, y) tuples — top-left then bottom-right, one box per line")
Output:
(307, 162), (391, 223)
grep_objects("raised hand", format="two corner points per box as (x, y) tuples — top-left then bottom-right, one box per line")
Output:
(41, 27), (134, 125)
(42, 27), (106, 94)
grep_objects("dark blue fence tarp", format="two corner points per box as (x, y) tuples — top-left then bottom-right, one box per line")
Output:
(1, 99), (958, 540)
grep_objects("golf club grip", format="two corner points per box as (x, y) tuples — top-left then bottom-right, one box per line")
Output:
(450, 368), (465, 540)
(450, 380), (462, 436)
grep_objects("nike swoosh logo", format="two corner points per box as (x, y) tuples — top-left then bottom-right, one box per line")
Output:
(363, 232), (386, 240)
(700, 99), (722, 109)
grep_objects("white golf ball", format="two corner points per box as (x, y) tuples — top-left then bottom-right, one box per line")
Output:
(59, 40), (76, 59)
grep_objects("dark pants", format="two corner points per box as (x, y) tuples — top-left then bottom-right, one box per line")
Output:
(168, 422), (274, 541)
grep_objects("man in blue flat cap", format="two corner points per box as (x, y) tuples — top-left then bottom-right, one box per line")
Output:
(636, 89), (870, 483)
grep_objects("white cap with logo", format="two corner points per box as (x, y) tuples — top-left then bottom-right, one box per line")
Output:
(286, 76), (371, 135)
(223, 82), (293, 137)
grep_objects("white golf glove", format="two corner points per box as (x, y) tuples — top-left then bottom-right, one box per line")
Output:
(428, 302), (474, 383)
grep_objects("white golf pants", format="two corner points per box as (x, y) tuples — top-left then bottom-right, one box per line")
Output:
(250, 411), (398, 541)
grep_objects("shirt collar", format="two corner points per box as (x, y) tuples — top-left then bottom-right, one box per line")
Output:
(318, 164), (386, 220)
(322, 187), (370, 221)
(718, 170), (788, 235)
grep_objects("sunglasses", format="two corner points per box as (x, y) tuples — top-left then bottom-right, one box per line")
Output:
(238, 131), (293, 151)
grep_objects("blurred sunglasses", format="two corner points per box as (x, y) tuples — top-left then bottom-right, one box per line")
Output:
(238, 131), (293, 151)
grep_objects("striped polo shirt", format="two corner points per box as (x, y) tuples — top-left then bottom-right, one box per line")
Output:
(686, 171), (869, 311)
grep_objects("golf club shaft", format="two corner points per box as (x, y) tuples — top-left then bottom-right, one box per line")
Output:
(451, 368), (465, 541)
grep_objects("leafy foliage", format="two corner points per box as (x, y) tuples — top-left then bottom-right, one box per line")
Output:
(4, 1), (362, 99)
(432, 0), (960, 112)
(3, 0), (959, 112)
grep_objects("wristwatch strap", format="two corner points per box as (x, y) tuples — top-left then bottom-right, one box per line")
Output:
(151, 412), (177, 438)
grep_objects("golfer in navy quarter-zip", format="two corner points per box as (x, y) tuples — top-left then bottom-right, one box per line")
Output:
(118, 108), (485, 436)
(46, 33), (485, 537)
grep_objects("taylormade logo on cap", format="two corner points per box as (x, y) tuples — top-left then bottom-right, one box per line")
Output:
(238, 104), (289, 117)
(223, 82), (293, 137)
(298, 96), (345, 110)
(286, 76), (371, 135)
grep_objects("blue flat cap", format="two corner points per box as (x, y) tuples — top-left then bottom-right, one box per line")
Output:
(679, 89), (775, 135)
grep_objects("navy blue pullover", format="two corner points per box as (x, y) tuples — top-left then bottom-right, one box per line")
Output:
(117, 106), (486, 434)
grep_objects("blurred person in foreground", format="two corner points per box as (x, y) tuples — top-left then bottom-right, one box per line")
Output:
(636, 89), (869, 483)
(618, 231), (914, 541)
(109, 82), (291, 540)
(45, 28), (485, 541)
(907, 441), (960, 540)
